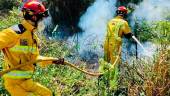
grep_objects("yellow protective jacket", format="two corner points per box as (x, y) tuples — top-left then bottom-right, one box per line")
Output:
(104, 16), (131, 64)
(0, 20), (53, 79)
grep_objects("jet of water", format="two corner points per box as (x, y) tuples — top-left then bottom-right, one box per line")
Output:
(132, 36), (148, 53)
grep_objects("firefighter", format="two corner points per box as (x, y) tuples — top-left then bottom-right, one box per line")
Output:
(103, 6), (133, 92)
(104, 6), (133, 66)
(0, 1), (64, 96)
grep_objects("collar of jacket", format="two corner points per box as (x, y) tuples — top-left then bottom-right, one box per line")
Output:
(21, 20), (36, 32)
(115, 16), (124, 19)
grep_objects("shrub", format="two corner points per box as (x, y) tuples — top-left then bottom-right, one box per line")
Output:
(0, 0), (20, 10)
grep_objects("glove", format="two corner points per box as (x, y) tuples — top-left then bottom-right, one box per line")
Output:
(124, 33), (133, 39)
(52, 58), (64, 65)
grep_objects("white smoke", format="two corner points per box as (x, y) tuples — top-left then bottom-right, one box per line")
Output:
(77, 0), (116, 58)
(132, 0), (170, 22)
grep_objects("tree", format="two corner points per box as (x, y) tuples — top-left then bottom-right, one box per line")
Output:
(47, 0), (94, 35)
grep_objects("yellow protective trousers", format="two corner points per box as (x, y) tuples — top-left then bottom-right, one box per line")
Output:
(104, 41), (121, 65)
(4, 77), (52, 96)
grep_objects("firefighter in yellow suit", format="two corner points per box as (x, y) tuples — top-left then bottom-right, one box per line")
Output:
(103, 6), (133, 92)
(104, 6), (133, 66)
(0, 1), (64, 96)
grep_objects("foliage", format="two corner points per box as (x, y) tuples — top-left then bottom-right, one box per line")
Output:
(152, 21), (170, 45)
(0, 7), (21, 30)
(98, 59), (119, 96)
(0, 0), (21, 10)
(133, 20), (170, 44)
(0, 53), (10, 95)
(133, 20), (154, 42)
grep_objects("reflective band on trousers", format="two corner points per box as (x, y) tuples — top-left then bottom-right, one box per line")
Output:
(9, 45), (37, 54)
(4, 70), (33, 79)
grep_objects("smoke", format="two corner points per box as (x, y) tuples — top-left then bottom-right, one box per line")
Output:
(128, 0), (170, 59)
(132, 0), (170, 23)
(77, 0), (116, 61)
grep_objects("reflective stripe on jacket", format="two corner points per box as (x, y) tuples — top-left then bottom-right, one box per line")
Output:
(3, 70), (33, 79)
(0, 20), (39, 71)
(10, 45), (37, 54)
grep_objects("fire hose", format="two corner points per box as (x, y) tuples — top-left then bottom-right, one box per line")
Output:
(0, 45), (122, 77)
(0, 58), (103, 77)
(64, 61), (102, 76)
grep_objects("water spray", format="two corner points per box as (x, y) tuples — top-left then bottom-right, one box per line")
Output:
(52, 25), (59, 32)
(52, 25), (59, 38)
(132, 36), (147, 53)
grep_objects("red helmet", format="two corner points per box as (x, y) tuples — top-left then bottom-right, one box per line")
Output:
(22, 1), (48, 17)
(117, 6), (128, 14)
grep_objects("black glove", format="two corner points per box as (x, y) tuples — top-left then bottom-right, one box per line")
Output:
(124, 33), (133, 39)
(52, 58), (64, 65)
